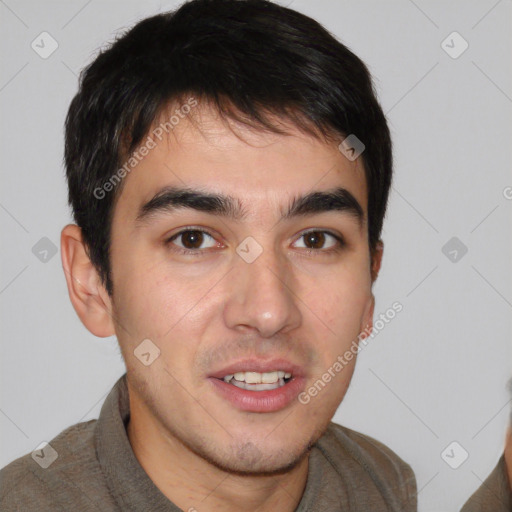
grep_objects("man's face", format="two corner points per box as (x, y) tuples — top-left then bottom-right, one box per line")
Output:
(107, 103), (377, 474)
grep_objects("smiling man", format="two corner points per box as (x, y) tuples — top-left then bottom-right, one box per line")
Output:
(0, 0), (417, 510)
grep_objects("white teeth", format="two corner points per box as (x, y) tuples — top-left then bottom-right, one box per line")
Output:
(262, 371), (278, 384)
(245, 372), (261, 384)
(230, 378), (285, 391)
(222, 370), (292, 385)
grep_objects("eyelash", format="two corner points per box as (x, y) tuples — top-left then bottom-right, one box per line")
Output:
(164, 227), (346, 257)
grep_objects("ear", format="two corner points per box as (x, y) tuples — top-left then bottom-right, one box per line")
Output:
(60, 224), (116, 337)
(360, 294), (375, 341)
(370, 240), (384, 284)
(360, 240), (384, 337)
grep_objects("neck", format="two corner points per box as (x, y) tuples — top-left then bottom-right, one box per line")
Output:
(126, 394), (310, 512)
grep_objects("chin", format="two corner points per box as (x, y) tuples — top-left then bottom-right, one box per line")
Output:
(188, 432), (315, 476)
(214, 444), (311, 476)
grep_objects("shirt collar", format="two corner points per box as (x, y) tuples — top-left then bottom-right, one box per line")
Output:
(95, 373), (181, 511)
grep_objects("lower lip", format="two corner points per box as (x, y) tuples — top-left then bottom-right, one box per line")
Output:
(208, 376), (306, 413)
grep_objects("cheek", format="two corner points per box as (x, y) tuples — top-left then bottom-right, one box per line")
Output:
(303, 266), (371, 331)
(112, 253), (221, 343)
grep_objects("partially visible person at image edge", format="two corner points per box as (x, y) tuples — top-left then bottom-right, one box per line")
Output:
(0, 0), (418, 510)
(460, 381), (512, 511)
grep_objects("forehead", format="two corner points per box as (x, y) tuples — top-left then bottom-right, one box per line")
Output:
(114, 102), (368, 220)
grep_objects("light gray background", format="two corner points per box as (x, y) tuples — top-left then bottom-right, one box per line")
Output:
(1, 1), (511, 510)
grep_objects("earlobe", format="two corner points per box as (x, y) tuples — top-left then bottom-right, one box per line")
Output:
(361, 241), (384, 338)
(60, 224), (116, 338)
(361, 294), (375, 340)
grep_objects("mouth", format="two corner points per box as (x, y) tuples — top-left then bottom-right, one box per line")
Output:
(208, 360), (306, 413)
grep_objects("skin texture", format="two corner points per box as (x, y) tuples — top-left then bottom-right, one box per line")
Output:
(61, 103), (383, 512)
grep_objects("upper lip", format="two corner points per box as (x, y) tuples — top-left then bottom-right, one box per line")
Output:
(209, 358), (304, 379)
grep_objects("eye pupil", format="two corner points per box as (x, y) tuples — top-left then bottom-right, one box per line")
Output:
(182, 230), (203, 249)
(305, 231), (325, 249)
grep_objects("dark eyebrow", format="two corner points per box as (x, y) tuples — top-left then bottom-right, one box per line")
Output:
(135, 186), (364, 226)
(284, 187), (364, 226)
(136, 187), (247, 225)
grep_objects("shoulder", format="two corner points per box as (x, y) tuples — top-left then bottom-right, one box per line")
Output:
(0, 419), (101, 511)
(460, 455), (512, 512)
(317, 422), (417, 506)
(324, 422), (415, 475)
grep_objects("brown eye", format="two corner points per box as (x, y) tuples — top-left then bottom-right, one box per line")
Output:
(304, 231), (326, 249)
(293, 230), (344, 252)
(181, 230), (205, 249)
(168, 229), (217, 251)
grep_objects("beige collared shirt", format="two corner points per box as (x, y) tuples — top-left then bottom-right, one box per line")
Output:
(0, 373), (417, 511)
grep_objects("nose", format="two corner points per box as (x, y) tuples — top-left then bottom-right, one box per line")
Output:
(223, 245), (302, 338)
